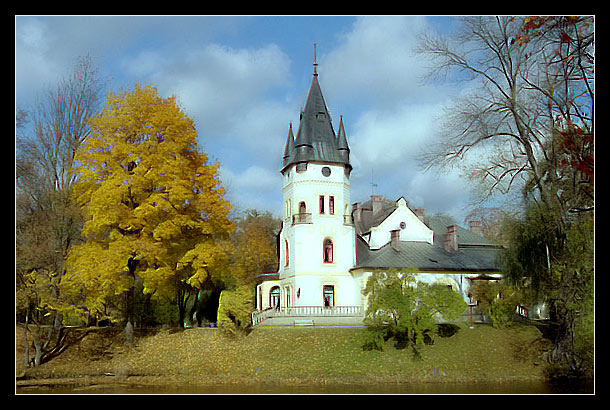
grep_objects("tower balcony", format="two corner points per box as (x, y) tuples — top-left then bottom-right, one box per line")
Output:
(292, 212), (312, 225)
(343, 214), (354, 225)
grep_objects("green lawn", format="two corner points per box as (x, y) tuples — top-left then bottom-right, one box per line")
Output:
(117, 322), (549, 384)
(18, 322), (551, 386)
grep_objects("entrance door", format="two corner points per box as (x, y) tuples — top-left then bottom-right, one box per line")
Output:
(270, 286), (280, 310)
(323, 285), (335, 307)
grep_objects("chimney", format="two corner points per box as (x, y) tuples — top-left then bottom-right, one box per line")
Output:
(371, 195), (383, 216)
(390, 229), (400, 251)
(443, 225), (458, 253)
(469, 220), (483, 237)
(414, 208), (425, 223)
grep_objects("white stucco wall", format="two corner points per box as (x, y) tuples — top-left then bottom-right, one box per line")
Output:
(354, 270), (503, 308)
(276, 162), (358, 307)
(369, 197), (434, 249)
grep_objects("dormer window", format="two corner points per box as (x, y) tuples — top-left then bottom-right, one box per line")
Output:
(316, 111), (326, 122)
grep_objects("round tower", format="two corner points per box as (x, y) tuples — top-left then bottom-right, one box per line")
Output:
(275, 54), (356, 309)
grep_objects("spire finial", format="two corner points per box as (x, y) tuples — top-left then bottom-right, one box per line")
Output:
(313, 42), (318, 77)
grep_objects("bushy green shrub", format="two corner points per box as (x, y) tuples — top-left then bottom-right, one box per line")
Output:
(488, 296), (517, 328)
(217, 285), (253, 337)
(362, 270), (467, 357)
(470, 280), (520, 328)
(361, 327), (385, 351)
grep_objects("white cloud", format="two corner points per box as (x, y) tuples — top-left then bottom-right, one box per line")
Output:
(121, 50), (165, 78)
(121, 43), (291, 137)
(406, 171), (470, 215)
(322, 16), (436, 108)
(227, 100), (293, 159)
(15, 17), (63, 106)
(219, 165), (283, 216)
(314, 16), (478, 221)
(350, 102), (443, 172)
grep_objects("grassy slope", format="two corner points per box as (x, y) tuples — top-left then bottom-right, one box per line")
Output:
(16, 322), (550, 386)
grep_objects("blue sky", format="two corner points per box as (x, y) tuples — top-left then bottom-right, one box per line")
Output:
(16, 15), (485, 224)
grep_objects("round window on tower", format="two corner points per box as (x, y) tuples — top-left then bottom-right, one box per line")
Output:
(321, 166), (331, 177)
(400, 222), (406, 229)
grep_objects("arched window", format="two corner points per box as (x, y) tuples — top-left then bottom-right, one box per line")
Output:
(270, 286), (280, 310)
(284, 240), (289, 267)
(323, 238), (333, 263)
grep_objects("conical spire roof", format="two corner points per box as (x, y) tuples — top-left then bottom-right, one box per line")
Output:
(281, 49), (350, 173)
(337, 115), (349, 151)
(294, 74), (335, 148)
(282, 122), (295, 167)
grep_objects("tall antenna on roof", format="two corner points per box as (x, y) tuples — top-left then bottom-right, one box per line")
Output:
(370, 168), (378, 196)
(313, 42), (318, 77)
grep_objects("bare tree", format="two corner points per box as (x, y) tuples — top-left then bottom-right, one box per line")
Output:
(416, 17), (543, 204)
(16, 55), (105, 367)
(416, 16), (594, 375)
(415, 16), (593, 215)
(19, 55), (105, 192)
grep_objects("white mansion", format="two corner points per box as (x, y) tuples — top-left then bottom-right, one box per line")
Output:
(251, 61), (503, 326)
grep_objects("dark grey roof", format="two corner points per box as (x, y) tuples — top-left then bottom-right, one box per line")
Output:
(353, 214), (502, 272)
(426, 215), (495, 247)
(282, 74), (351, 172)
(353, 198), (397, 235)
(336, 115), (350, 156)
(354, 241), (501, 272)
(282, 122), (294, 163)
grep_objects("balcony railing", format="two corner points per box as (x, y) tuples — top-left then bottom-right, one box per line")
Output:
(292, 212), (312, 225)
(251, 305), (363, 326)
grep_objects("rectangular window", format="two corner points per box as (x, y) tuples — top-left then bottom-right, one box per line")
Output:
(329, 196), (335, 215)
(319, 195), (325, 214)
(323, 285), (335, 307)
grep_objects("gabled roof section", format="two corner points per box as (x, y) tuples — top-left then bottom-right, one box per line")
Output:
(352, 204), (502, 272)
(353, 198), (397, 235)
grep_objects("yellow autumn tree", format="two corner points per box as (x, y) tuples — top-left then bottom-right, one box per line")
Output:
(231, 210), (280, 284)
(65, 84), (233, 330)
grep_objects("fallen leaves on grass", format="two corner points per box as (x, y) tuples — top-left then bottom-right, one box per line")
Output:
(18, 323), (549, 385)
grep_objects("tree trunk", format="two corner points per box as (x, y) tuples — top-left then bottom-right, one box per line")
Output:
(124, 255), (138, 343)
(124, 320), (134, 345)
(189, 290), (200, 327)
(177, 287), (190, 329)
(33, 325), (42, 367)
(23, 311), (30, 367)
(549, 298), (578, 372)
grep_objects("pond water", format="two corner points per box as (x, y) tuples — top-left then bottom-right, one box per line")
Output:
(17, 379), (593, 395)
